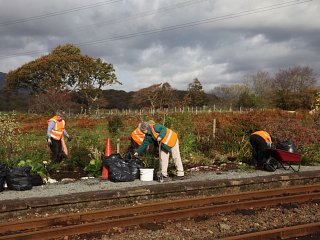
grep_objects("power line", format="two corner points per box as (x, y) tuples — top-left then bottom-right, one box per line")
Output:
(0, 0), (122, 28)
(77, 0), (208, 30)
(79, 0), (312, 45)
(0, 0), (312, 60)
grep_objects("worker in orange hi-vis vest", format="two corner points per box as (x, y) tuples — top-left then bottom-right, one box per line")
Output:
(47, 111), (71, 163)
(134, 121), (184, 181)
(130, 124), (146, 150)
(249, 130), (272, 168)
(130, 120), (155, 151)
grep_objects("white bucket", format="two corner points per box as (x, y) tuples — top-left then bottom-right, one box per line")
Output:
(140, 168), (154, 181)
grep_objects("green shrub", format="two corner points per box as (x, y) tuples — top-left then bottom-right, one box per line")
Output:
(108, 116), (123, 135)
(17, 159), (48, 177)
(69, 146), (92, 168)
(0, 112), (22, 163)
(84, 158), (102, 177)
(300, 143), (320, 165)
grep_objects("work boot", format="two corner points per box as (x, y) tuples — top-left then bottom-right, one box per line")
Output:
(158, 172), (164, 183)
(162, 176), (172, 182)
(172, 176), (184, 181)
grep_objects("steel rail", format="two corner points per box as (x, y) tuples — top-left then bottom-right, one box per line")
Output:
(1, 191), (320, 240)
(1, 183), (320, 233)
(222, 222), (320, 240)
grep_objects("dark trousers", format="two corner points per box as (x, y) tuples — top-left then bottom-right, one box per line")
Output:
(130, 138), (140, 151)
(49, 137), (62, 163)
(249, 134), (268, 167)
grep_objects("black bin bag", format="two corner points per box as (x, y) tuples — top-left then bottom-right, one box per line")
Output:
(6, 166), (33, 191)
(103, 153), (135, 182)
(0, 164), (6, 192)
(124, 151), (145, 179)
(276, 139), (298, 153)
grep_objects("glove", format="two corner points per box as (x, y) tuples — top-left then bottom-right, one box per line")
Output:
(47, 137), (52, 145)
(134, 152), (139, 157)
(157, 137), (162, 141)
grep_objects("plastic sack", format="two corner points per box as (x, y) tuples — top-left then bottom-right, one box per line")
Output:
(276, 139), (298, 153)
(124, 151), (145, 179)
(103, 153), (135, 182)
(6, 166), (33, 191)
(0, 164), (6, 192)
(31, 174), (44, 186)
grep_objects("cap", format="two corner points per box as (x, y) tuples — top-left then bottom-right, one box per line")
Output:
(147, 120), (155, 124)
(139, 122), (149, 131)
(56, 111), (65, 117)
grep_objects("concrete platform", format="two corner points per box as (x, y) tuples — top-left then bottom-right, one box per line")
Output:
(1, 167), (320, 218)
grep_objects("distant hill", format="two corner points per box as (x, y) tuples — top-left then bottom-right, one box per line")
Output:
(0, 72), (5, 87)
(102, 89), (135, 109)
(102, 89), (190, 109)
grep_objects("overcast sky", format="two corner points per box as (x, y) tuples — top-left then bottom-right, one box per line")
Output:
(0, 0), (319, 92)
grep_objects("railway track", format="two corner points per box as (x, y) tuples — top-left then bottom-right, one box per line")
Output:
(1, 183), (320, 240)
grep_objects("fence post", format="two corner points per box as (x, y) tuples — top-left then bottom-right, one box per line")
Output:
(117, 138), (120, 153)
(213, 119), (216, 138)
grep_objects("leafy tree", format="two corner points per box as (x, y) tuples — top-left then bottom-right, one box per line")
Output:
(184, 78), (208, 107)
(236, 91), (262, 109)
(271, 65), (317, 110)
(5, 44), (119, 110)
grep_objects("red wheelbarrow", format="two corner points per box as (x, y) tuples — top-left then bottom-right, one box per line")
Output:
(265, 148), (301, 172)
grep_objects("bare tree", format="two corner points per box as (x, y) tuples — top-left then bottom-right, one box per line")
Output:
(271, 65), (317, 110)
(210, 84), (247, 109)
(29, 89), (77, 114)
(158, 82), (173, 108)
(243, 70), (273, 107)
(131, 82), (173, 109)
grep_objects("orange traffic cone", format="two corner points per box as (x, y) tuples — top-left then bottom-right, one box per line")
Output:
(104, 138), (113, 157)
(102, 138), (113, 179)
(101, 166), (108, 179)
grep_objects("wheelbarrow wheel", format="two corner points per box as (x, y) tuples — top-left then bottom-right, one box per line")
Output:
(263, 157), (278, 172)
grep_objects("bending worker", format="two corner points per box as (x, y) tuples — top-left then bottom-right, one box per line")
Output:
(249, 130), (272, 168)
(134, 122), (184, 180)
(131, 123), (145, 150)
(47, 111), (71, 163)
(130, 120), (155, 151)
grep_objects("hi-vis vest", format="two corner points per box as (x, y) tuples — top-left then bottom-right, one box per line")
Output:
(252, 131), (272, 145)
(150, 124), (178, 147)
(131, 128), (145, 145)
(48, 116), (65, 140)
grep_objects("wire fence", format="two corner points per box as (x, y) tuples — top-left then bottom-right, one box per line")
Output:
(78, 105), (250, 117)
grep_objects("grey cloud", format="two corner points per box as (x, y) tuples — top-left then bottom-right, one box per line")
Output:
(0, 0), (319, 92)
